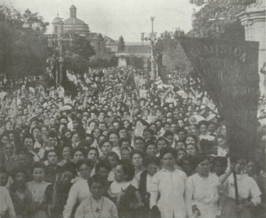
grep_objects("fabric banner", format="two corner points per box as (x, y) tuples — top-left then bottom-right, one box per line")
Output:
(179, 37), (260, 158)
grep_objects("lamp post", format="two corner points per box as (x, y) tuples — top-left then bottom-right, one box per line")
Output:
(47, 20), (73, 86)
(141, 17), (157, 80)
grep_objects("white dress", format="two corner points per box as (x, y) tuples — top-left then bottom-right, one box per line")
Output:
(150, 168), (187, 218)
(185, 173), (220, 218)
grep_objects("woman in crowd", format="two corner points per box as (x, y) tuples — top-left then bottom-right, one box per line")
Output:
(131, 150), (146, 188)
(26, 162), (50, 218)
(220, 158), (262, 218)
(63, 159), (93, 218)
(75, 174), (118, 218)
(108, 161), (145, 218)
(150, 147), (187, 218)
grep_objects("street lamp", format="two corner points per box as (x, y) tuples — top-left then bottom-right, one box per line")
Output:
(47, 19), (74, 86)
(141, 17), (158, 80)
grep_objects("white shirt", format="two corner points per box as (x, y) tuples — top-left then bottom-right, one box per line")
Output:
(63, 178), (91, 218)
(222, 173), (261, 206)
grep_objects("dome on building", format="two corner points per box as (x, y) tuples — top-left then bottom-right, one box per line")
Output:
(52, 17), (62, 24)
(63, 5), (89, 35)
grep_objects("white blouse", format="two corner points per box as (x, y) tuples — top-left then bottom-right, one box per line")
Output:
(150, 168), (187, 218)
(63, 178), (91, 218)
(222, 173), (261, 206)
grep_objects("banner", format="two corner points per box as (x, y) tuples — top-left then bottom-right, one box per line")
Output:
(179, 37), (260, 158)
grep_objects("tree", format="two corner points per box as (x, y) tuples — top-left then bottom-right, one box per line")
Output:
(117, 36), (125, 53)
(154, 30), (193, 81)
(187, 0), (255, 39)
(0, 4), (48, 80)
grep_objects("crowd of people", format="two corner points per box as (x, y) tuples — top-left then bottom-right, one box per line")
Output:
(0, 66), (265, 218)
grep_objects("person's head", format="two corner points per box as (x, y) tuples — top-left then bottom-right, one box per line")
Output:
(163, 122), (171, 132)
(92, 128), (101, 140)
(87, 147), (99, 163)
(58, 162), (77, 185)
(157, 137), (168, 152)
(88, 174), (106, 200)
(177, 129), (187, 141)
(181, 156), (196, 176)
(106, 152), (120, 169)
(160, 147), (176, 170)
(4, 143), (15, 157)
(185, 135), (197, 146)
(71, 132), (80, 145)
(118, 127), (127, 139)
(32, 162), (45, 183)
(32, 127), (41, 140)
(11, 167), (27, 189)
(131, 150), (145, 168)
(208, 122), (216, 133)
(195, 154), (211, 177)
(163, 131), (174, 144)
(61, 146), (72, 160)
(143, 129), (153, 141)
(121, 147), (132, 161)
(176, 148), (187, 165)
(72, 147), (86, 163)
(95, 160), (111, 180)
(186, 144), (198, 157)
(48, 131), (57, 147)
(114, 161), (135, 182)
(0, 167), (8, 186)
(100, 140), (113, 155)
(76, 159), (94, 180)
(119, 138), (131, 149)
(216, 135), (227, 148)
(45, 150), (58, 165)
(143, 157), (160, 176)
(198, 121), (208, 135)
(88, 120), (98, 130)
(246, 160), (259, 177)
(134, 136), (145, 151)
(145, 141), (157, 157)
(108, 132), (119, 147)
(1, 134), (9, 146)
(212, 157), (227, 176)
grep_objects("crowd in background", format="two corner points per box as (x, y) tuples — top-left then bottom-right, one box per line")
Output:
(0, 66), (265, 218)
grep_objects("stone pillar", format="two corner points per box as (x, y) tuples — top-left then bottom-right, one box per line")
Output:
(237, 0), (266, 96)
(116, 53), (128, 67)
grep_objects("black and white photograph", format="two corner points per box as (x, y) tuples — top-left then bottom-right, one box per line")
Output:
(0, 0), (265, 218)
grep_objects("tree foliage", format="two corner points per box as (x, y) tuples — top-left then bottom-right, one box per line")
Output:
(0, 4), (48, 79)
(187, 0), (253, 39)
(154, 30), (193, 80)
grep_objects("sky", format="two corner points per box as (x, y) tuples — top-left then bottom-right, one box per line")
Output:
(2, 0), (196, 42)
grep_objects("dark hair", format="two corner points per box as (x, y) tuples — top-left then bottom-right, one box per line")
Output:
(157, 137), (169, 146)
(117, 161), (135, 181)
(61, 162), (77, 177)
(144, 140), (157, 151)
(198, 120), (209, 129)
(87, 147), (99, 157)
(131, 150), (145, 160)
(106, 152), (120, 162)
(185, 135), (198, 144)
(22, 134), (35, 144)
(95, 160), (111, 172)
(163, 130), (174, 137)
(159, 147), (176, 159)
(72, 146), (87, 158)
(119, 138), (131, 147)
(143, 156), (160, 167)
(48, 131), (57, 138)
(76, 159), (94, 171)
(32, 162), (45, 172)
(134, 136), (144, 142)
(176, 148), (187, 156)
(181, 156), (197, 170)
(11, 166), (28, 180)
(212, 157), (227, 168)
(43, 150), (59, 161)
(88, 174), (106, 187)
(99, 139), (113, 148)
(194, 154), (210, 166)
